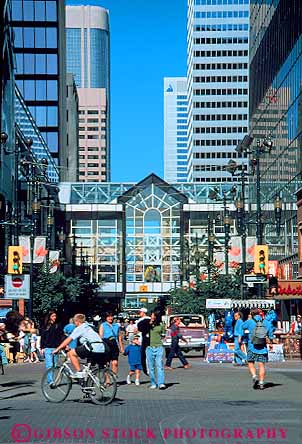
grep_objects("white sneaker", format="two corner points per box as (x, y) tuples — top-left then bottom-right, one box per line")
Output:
(135, 379), (140, 386)
(126, 375), (131, 385)
(150, 385), (157, 389)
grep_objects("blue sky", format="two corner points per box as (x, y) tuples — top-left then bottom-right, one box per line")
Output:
(67, 0), (187, 182)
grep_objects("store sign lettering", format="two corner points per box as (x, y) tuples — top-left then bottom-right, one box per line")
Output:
(278, 285), (302, 295)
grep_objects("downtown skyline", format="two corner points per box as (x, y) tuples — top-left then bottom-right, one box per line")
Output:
(67, 0), (187, 182)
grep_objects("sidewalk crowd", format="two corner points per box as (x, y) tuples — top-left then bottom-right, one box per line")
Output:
(1, 306), (300, 391)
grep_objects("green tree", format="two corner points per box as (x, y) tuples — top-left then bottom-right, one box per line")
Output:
(168, 264), (241, 315)
(32, 262), (83, 323)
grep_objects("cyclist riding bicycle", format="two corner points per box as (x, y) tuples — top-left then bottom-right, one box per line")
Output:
(52, 313), (107, 378)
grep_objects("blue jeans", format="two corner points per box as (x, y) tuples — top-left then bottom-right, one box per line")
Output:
(234, 337), (247, 364)
(146, 346), (165, 387)
(0, 345), (8, 365)
(44, 348), (58, 383)
(166, 338), (188, 367)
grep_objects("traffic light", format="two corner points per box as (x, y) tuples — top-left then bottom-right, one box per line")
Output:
(7, 246), (23, 274)
(254, 245), (268, 275)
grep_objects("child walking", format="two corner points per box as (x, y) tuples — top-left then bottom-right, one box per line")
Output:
(30, 328), (39, 363)
(124, 335), (142, 386)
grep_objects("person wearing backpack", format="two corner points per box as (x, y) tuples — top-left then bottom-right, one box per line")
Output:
(239, 308), (274, 390)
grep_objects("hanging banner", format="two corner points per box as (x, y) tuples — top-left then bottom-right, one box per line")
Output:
(213, 251), (225, 274)
(228, 236), (242, 265)
(33, 237), (48, 263)
(49, 251), (60, 274)
(18, 236), (31, 263)
(246, 237), (257, 263)
(268, 260), (278, 277)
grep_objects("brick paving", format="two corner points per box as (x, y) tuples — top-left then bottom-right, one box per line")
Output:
(0, 355), (302, 444)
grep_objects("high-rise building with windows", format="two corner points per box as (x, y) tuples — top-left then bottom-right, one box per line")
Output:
(66, 5), (110, 182)
(164, 77), (188, 183)
(11, 0), (66, 171)
(249, 0), (302, 277)
(187, 0), (250, 183)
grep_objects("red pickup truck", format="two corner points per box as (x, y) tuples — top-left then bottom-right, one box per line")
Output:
(162, 314), (208, 357)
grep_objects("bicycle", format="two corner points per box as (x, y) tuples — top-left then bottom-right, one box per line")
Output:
(41, 350), (117, 405)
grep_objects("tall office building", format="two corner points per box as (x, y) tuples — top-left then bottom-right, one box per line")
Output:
(187, 0), (249, 183)
(66, 5), (110, 182)
(249, 0), (302, 267)
(164, 77), (188, 183)
(65, 73), (79, 182)
(11, 0), (66, 170)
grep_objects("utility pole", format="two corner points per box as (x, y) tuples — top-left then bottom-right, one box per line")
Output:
(223, 192), (231, 276)
(255, 140), (263, 244)
(207, 217), (215, 281)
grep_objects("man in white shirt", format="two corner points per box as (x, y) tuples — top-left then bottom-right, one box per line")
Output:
(53, 313), (106, 378)
(135, 308), (151, 375)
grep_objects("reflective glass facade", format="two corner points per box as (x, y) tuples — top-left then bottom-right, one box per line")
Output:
(61, 175), (239, 306)
(0, 0), (15, 209)
(15, 87), (59, 182)
(66, 5), (110, 182)
(66, 28), (81, 86)
(249, 0), (302, 263)
(90, 29), (109, 90)
(66, 25), (109, 89)
(12, 0), (66, 162)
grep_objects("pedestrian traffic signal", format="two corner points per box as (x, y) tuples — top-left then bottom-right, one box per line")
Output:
(254, 245), (268, 275)
(7, 246), (23, 274)
(269, 276), (278, 295)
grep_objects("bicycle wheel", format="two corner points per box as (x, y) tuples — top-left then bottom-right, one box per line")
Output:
(85, 368), (117, 405)
(41, 367), (72, 402)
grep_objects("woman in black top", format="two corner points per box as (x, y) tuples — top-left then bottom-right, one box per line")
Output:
(40, 311), (63, 374)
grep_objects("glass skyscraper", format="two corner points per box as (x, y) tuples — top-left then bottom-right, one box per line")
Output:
(164, 77), (188, 183)
(11, 0), (66, 168)
(187, 0), (249, 183)
(249, 0), (302, 268)
(66, 5), (110, 182)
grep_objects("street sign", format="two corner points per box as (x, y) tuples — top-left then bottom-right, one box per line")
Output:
(206, 299), (232, 309)
(12, 277), (23, 288)
(244, 274), (268, 283)
(4, 275), (30, 299)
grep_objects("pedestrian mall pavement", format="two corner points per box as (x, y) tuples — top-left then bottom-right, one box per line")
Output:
(0, 355), (302, 444)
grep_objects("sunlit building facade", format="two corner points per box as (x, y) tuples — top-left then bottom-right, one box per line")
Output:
(187, 0), (250, 183)
(164, 77), (188, 183)
(60, 175), (238, 308)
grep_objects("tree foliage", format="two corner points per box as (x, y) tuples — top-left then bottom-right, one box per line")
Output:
(32, 263), (84, 324)
(168, 265), (241, 315)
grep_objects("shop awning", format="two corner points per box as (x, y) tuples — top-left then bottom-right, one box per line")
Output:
(206, 299), (275, 309)
(231, 299), (275, 309)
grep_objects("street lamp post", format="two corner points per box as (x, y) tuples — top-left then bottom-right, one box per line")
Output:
(207, 217), (215, 280)
(58, 228), (66, 274)
(274, 193), (282, 237)
(232, 135), (274, 297)
(223, 192), (232, 276)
